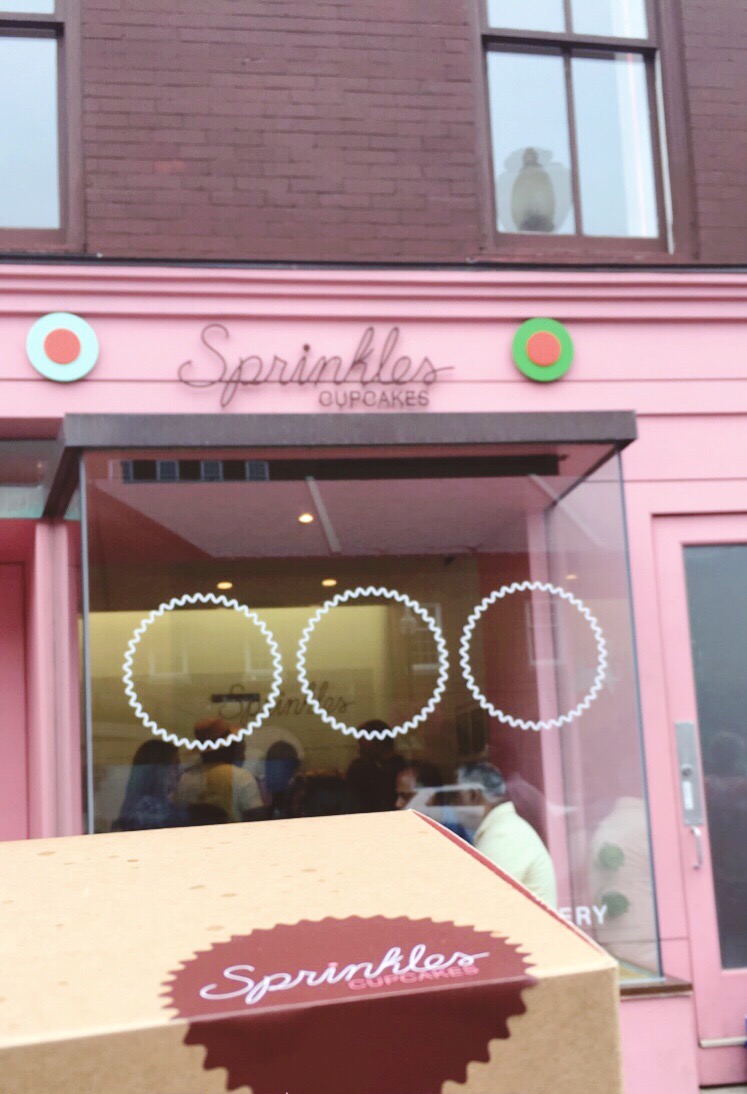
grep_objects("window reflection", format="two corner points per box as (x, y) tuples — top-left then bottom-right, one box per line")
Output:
(571, 0), (648, 39)
(487, 52), (575, 234)
(0, 36), (60, 228)
(572, 54), (658, 237)
(487, 0), (565, 33)
(0, 1), (54, 10)
(685, 545), (747, 969)
(84, 448), (660, 977)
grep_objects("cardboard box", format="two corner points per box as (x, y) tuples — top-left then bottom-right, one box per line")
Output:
(0, 811), (623, 1093)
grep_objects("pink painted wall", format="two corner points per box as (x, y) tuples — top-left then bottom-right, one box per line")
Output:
(1, 266), (745, 422)
(620, 994), (700, 1094)
(1, 265), (746, 1091)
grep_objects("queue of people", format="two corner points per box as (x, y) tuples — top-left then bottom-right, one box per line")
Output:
(113, 716), (558, 907)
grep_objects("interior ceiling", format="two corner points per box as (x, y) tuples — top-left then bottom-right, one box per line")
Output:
(92, 475), (558, 561)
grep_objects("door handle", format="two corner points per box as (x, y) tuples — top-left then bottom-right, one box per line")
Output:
(675, 722), (705, 825)
(689, 824), (703, 870)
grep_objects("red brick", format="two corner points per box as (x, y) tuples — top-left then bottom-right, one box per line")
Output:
(41, 0), (740, 263)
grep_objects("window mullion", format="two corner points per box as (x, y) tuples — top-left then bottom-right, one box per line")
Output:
(644, 55), (670, 248)
(483, 31), (656, 57)
(563, 51), (584, 237)
(562, 0), (573, 34)
(0, 13), (62, 32)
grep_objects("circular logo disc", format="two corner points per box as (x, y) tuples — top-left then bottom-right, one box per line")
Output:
(27, 312), (99, 382)
(512, 318), (573, 382)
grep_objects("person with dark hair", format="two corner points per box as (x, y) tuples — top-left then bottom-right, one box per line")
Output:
(113, 739), (187, 832)
(346, 724), (406, 812)
(264, 740), (300, 820)
(394, 760), (443, 810)
(395, 759), (472, 841)
(176, 718), (265, 823)
(457, 761), (557, 906)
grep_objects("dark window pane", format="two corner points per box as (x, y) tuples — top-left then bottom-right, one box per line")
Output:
(572, 53), (658, 237)
(684, 545), (747, 970)
(487, 51), (574, 234)
(0, 36), (59, 228)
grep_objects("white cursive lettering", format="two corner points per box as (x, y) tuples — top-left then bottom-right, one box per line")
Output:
(199, 944), (490, 1006)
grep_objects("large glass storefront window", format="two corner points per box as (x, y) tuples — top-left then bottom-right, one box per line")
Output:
(82, 443), (659, 978)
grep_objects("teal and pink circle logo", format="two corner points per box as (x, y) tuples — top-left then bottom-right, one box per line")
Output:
(512, 318), (573, 382)
(26, 312), (99, 382)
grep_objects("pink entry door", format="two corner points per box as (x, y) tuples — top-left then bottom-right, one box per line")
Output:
(0, 564), (28, 841)
(655, 515), (747, 1087)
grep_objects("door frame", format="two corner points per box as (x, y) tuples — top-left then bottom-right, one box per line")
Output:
(651, 508), (747, 1086)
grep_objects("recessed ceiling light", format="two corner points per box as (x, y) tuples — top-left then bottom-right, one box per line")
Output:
(216, 581), (233, 590)
(566, 573), (578, 581)
(298, 512), (315, 524)
(321, 578), (337, 588)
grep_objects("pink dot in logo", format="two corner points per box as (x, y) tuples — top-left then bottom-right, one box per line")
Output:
(526, 331), (562, 367)
(43, 328), (81, 365)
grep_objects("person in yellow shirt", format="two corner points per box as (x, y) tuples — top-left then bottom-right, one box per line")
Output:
(177, 718), (265, 823)
(456, 761), (557, 907)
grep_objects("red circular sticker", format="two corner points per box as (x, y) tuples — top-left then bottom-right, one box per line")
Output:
(164, 915), (535, 1094)
(43, 329), (81, 365)
(526, 330), (561, 367)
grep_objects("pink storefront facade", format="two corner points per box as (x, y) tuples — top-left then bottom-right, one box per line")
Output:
(2, 264), (745, 1092)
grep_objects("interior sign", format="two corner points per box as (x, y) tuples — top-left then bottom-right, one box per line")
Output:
(178, 323), (454, 409)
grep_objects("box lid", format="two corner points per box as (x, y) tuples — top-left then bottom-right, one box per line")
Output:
(0, 811), (620, 1094)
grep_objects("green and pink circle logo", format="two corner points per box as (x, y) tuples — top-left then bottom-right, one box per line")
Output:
(27, 312), (99, 383)
(512, 318), (573, 383)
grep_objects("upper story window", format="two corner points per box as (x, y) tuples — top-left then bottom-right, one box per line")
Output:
(482, 0), (670, 251)
(0, 0), (81, 251)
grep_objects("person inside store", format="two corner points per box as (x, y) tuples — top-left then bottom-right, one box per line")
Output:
(263, 740), (301, 819)
(345, 725), (406, 811)
(394, 759), (472, 842)
(176, 718), (265, 823)
(456, 761), (557, 907)
(113, 739), (188, 831)
(394, 759), (443, 809)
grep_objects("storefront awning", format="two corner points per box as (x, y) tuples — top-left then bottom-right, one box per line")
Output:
(43, 410), (636, 518)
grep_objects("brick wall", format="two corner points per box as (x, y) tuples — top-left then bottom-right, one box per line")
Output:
(680, 0), (747, 263)
(78, 0), (746, 264)
(82, 0), (484, 261)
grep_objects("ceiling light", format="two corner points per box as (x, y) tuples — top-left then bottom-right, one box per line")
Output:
(321, 578), (337, 588)
(216, 581), (233, 590)
(566, 573), (578, 581)
(298, 512), (315, 524)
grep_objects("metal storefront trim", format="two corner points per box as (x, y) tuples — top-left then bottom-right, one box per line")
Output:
(43, 410), (637, 518)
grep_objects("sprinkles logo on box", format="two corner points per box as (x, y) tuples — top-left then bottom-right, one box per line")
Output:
(512, 317), (573, 383)
(164, 915), (536, 1094)
(27, 312), (99, 383)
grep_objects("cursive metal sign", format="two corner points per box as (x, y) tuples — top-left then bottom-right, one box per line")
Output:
(178, 323), (453, 409)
